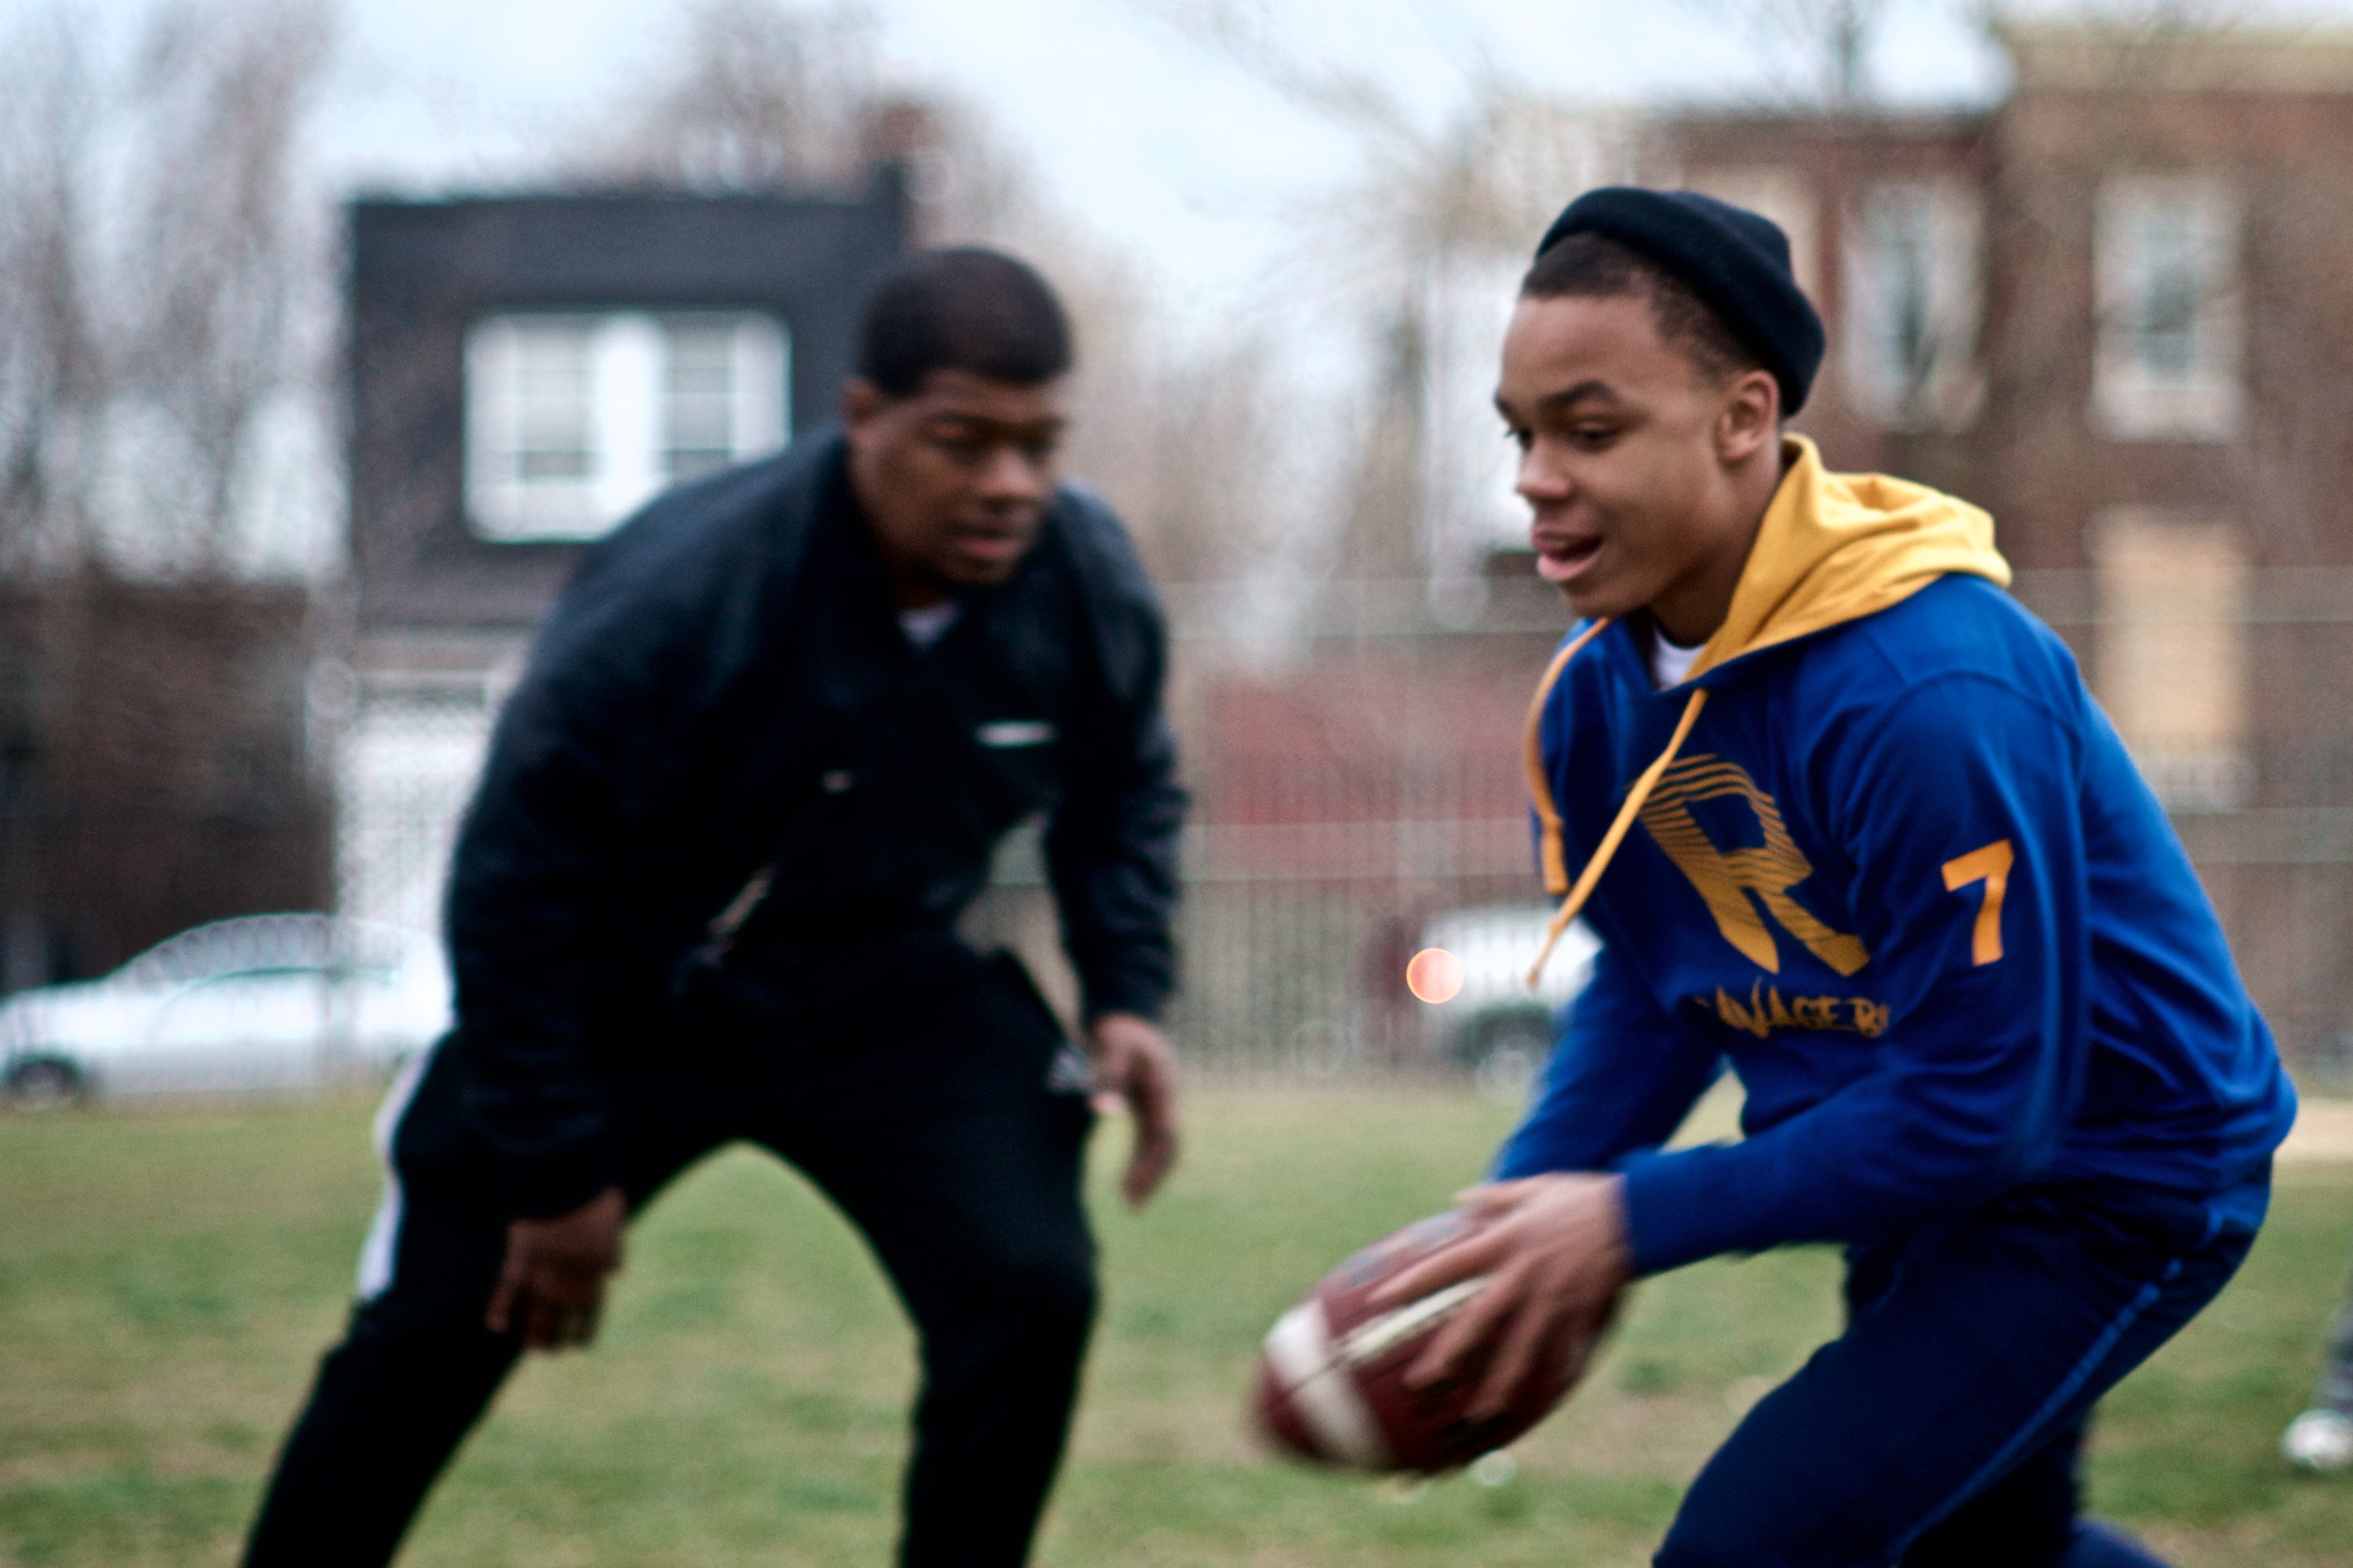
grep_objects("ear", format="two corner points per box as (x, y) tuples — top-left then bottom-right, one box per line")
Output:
(841, 378), (888, 434)
(1714, 369), (1780, 465)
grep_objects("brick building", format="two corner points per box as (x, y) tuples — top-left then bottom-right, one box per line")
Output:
(1656, 23), (2353, 1061)
(1166, 21), (2353, 1072)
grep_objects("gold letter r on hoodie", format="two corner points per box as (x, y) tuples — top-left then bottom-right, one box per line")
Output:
(1638, 754), (1871, 977)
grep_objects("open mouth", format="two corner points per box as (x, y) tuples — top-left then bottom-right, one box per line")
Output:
(1533, 533), (1602, 584)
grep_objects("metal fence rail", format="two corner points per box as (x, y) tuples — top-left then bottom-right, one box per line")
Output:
(314, 578), (2353, 1087)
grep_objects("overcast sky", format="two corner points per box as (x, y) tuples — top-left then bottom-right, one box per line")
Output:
(2, 0), (2343, 577)
(337, 2), (2353, 287)
(12, 0), (2040, 315)
(20, 0), (2349, 315)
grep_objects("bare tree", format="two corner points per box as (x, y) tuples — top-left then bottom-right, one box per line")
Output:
(1129, 0), (1470, 591)
(1135, 0), (1518, 264)
(593, 0), (879, 191)
(0, 2), (341, 991)
(115, 0), (339, 573)
(885, 95), (1304, 588)
(577, 1), (1299, 595)
(0, 10), (105, 577)
(1683, 0), (1895, 106)
(0, 0), (338, 582)
(1129, 0), (1635, 602)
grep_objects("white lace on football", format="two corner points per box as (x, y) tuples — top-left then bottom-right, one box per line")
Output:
(1261, 1301), (1391, 1469)
(1336, 1277), (1489, 1366)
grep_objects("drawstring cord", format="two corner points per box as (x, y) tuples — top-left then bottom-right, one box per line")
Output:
(1522, 618), (1613, 894)
(1522, 620), (1711, 988)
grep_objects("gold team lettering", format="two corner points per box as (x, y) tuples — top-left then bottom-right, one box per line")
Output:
(1710, 980), (1891, 1040)
(1638, 754), (1870, 977)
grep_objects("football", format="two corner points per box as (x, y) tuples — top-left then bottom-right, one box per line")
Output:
(1251, 1208), (1580, 1475)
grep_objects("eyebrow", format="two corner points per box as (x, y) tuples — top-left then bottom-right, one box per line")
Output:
(1534, 380), (1621, 413)
(1495, 379), (1622, 423)
(924, 411), (1067, 439)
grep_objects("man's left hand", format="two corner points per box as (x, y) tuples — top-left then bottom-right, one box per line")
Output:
(1085, 1012), (1180, 1206)
(1373, 1172), (1634, 1419)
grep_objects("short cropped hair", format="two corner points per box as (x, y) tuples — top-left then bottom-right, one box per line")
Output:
(1521, 231), (1764, 391)
(856, 246), (1073, 397)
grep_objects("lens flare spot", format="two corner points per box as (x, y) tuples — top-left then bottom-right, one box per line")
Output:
(1406, 947), (1465, 1005)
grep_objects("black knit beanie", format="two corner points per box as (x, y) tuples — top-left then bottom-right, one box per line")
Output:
(1535, 187), (1826, 415)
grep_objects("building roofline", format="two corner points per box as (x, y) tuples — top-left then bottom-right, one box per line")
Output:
(1658, 107), (1991, 141)
(2001, 21), (2353, 96)
(347, 180), (901, 217)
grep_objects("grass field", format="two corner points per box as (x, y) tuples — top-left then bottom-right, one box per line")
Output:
(2, 1086), (2350, 1566)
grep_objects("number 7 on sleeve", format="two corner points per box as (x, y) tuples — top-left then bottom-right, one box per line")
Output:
(1941, 839), (2015, 966)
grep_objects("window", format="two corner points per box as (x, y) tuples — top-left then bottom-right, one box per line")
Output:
(2093, 178), (2241, 442)
(508, 319), (595, 484)
(2092, 510), (2249, 810)
(1841, 180), (1980, 430)
(663, 318), (750, 483)
(465, 311), (788, 542)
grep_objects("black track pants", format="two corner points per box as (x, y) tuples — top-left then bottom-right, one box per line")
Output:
(244, 948), (1098, 1568)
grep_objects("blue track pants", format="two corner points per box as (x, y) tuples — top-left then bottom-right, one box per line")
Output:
(1655, 1176), (2265, 1568)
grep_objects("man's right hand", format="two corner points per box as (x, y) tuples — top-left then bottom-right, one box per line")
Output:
(484, 1184), (626, 1351)
(1085, 1012), (1181, 1207)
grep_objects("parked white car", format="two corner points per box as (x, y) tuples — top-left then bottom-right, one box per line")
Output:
(1413, 904), (1598, 1101)
(0, 914), (451, 1106)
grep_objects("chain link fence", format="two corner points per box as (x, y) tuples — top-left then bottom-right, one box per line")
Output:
(295, 572), (2353, 1093)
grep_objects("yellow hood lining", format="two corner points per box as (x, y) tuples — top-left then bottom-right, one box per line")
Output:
(1518, 440), (2011, 988)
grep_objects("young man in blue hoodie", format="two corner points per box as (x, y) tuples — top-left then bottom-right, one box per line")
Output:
(1382, 189), (2296, 1566)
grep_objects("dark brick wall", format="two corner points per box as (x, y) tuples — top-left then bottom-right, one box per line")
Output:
(0, 578), (328, 988)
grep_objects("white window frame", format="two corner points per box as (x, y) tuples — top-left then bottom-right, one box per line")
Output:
(1840, 179), (1982, 431)
(464, 310), (789, 543)
(2093, 176), (2242, 442)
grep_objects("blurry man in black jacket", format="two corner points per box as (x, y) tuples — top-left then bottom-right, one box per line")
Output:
(245, 248), (1185, 1568)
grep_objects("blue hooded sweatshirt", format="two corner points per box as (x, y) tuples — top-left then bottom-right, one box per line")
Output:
(1494, 436), (2296, 1276)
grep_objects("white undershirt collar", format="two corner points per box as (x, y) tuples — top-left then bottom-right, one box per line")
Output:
(1649, 626), (1705, 690)
(897, 600), (962, 649)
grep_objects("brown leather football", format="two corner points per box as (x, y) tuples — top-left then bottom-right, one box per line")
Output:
(1251, 1209), (1580, 1474)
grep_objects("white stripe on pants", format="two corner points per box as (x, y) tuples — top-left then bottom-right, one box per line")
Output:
(354, 1044), (437, 1301)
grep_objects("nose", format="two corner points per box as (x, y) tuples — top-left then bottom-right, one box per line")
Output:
(1516, 439), (1571, 505)
(976, 442), (1050, 508)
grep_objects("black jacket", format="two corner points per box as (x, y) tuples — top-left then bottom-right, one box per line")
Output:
(441, 431), (1184, 1215)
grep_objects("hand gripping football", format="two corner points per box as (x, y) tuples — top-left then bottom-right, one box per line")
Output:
(1250, 1209), (1578, 1474)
